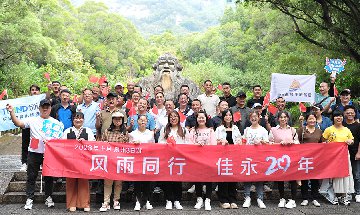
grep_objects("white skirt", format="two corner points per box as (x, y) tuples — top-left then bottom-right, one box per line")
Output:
(333, 152), (354, 194)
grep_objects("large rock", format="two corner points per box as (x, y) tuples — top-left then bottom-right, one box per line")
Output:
(138, 53), (201, 101)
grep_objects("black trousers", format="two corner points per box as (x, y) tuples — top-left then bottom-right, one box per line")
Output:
(134, 181), (151, 205)
(195, 182), (212, 199)
(301, 179), (320, 201)
(217, 182), (237, 203)
(278, 181), (297, 200)
(26, 152), (54, 199)
(21, 128), (30, 164)
(163, 182), (182, 202)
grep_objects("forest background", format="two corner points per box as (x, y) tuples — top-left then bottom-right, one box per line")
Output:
(1, 0), (359, 120)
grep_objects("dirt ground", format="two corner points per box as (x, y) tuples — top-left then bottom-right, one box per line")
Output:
(0, 134), (22, 155)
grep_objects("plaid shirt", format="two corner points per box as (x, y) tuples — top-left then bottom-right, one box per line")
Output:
(102, 129), (129, 143)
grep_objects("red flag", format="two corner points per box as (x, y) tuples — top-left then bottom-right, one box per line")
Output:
(263, 92), (270, 107)
(98, 75), (107, 85)
(98, 101), (104, 110)
(145, 92), (150, 100)
(72, 94), (78, 104)
(334, 85), (338, 97)
(233, 111), (241, 122)
(166, 136), (176, 145)
(126, 100), (133, 110)
(0, 89), (8, 100)
(299, 102), (307, 113)
(178, 111), (186, 123)
(267, 103), (278, 115)
(151, 104), (158, 115)
(89, 75), (99, 83)
(44, 73), (51, 82)
(128, 107), (137, 117)
(217, 84), (223, 91)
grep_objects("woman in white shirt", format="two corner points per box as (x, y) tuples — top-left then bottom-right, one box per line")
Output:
(189, 110), (216, 211)
(242, 110), (269, 209)
(158, 110), (189, 210)
(214, 110), (241, 209)
(129, 115), (155, 211)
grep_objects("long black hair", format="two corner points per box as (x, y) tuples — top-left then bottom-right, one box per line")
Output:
(221, 109), (233, 128)
(164, 110), (185, 139)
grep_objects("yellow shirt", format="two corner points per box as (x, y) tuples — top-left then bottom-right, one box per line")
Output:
(322, 125), (353, 142)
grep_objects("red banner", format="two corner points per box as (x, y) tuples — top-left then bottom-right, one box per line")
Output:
(43, 140), (349, 182)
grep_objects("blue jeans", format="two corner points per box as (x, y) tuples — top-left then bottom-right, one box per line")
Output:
(351, 159), (360, 195)
(244, 182), (263, 200)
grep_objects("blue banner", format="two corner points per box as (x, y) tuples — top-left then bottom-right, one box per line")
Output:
(0, 94), (46, 131)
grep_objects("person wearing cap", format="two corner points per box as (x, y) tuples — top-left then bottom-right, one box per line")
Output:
(300, 104), (332, 132)
(50, 89), (77, 131)
(244, 103), (270, 130)
(76, 88), (100, 136)
(62, 112), (95, 212)
(325, 89), (360, 120)
(230, 91), (251, 134)
(6, 99), (64, 210)
(343, 105), (360, 203)
(247, 85), (264, 109)
(99, 111), (128, 212)
(219, 82), (236, 108)
(197, 80), (220, 118)
(96, 92), (127, 140)
(114, 82), (124, 97)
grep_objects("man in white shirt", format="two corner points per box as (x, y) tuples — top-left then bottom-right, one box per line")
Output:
(197, 80), (220, 117)
(6, 99), (64, 210)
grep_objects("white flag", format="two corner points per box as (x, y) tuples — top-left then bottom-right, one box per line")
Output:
(270, 73), (316, 103)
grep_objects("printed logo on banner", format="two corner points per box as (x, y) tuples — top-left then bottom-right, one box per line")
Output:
(289, 80), (301, 92)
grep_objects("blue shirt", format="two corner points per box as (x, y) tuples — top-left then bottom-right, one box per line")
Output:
(77, 101), (100, 134)
(58, 106), (73, 130)
(127, 112), (156, 131)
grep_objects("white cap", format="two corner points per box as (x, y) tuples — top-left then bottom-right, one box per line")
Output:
(114, 82), (123, 88)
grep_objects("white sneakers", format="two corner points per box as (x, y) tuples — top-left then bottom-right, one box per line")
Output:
(242, 197), (251, 208)
(301, 199), (320, 207)
(312, 200), (321, 207)
(20, 163), (27, 172)
(145, 201), (153, 210)
(285, 199), (296, 209)
(243, 197), (266, 208)
(204, 198), (211, 211)
(134, 201), (141, 211)
(257, 199), (266, 209)
(24, 198), (33, 210)
(194, 197), (204, 209)
(113, 201), (120, 210)
(355, 195), (360, 203)
(165, 200), (183, 210)
(301, 200), (308, 206)
(278, 198), (286, 208)
(45, 196), (54, 208)
(174, 201), (183, 210)
(220, 202), (231, 209)
(165, 200), (172, 210)
(187, 185), (195, 193)
(99, 202), (110, 212)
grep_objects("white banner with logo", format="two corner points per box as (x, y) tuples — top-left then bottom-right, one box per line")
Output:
(0, 94), (46, 131)
(270, 73), (316, 102)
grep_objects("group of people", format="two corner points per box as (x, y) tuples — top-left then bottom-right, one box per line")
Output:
(4, 76), (360, 212)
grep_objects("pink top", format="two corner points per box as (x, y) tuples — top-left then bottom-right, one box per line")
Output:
(269, 125), (299, 144)
(189, 128), (217, 145)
